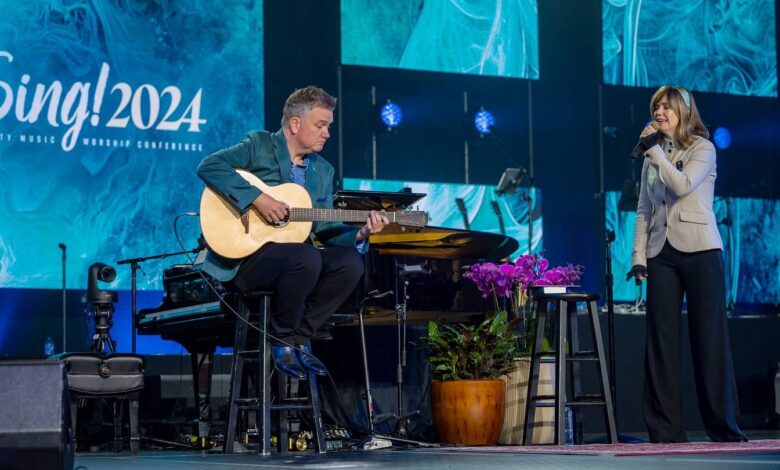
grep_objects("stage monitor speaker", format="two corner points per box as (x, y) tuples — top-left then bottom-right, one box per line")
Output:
(0, 360), (74, 470)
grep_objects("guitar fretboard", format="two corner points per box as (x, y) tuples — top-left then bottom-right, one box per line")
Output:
(288, 208), (399, 223)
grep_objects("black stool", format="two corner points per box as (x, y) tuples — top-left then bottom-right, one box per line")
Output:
(523, 292), (617, 445)
(224, 290), (327, 455)
(55, 352), (144, 453)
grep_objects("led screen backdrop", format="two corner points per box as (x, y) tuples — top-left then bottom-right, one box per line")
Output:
(603, 0), (777, 98)
(341, 0), (539, 79)
(606, 192), (780, 305)
(0, 0), (264, 290)
(343, 178), (542, 259)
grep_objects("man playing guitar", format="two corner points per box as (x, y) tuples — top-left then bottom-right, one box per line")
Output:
(196, 86), (389, 379)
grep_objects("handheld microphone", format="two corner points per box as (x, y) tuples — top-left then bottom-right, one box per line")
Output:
(631, 121), (660, 158)
(630, 141), (644, 158)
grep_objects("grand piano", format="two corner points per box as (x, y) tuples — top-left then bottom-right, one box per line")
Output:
(337, 188), (518, 316)
(137, 190), (519, 439)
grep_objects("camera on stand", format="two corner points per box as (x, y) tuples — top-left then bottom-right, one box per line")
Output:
(86, 262), (118, 353)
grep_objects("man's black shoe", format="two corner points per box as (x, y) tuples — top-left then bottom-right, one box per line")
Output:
(296, 344), (328, 376)
(271, 345), (306, 380)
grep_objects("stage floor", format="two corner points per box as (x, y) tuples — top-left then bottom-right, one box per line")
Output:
(74, 448), (780, 470)
(76, 436), (780, 470)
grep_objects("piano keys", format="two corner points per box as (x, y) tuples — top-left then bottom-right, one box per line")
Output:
(137, 265), (234, 351)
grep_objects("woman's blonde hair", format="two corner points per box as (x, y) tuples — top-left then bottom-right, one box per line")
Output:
(649, 86), (709, 149)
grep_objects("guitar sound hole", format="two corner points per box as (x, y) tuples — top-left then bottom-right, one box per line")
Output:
(272, 216), (289, 228)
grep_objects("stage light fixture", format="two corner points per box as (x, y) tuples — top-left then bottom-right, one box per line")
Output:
(379, 100), (402, 129)
(714, 127), (731, 149)
(474, 107), (495, 135)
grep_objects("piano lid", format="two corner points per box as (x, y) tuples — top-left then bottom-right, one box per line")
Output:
(334, 189), (426, 211)
(368, 225), (518, 261)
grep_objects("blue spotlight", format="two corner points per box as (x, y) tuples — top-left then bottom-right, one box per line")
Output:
(474, 107), (495, 135)
(713, 127), (731, 149)
(380, 100), (402, 129)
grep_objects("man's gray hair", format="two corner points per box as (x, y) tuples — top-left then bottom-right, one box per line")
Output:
(281, 86), (337, 127)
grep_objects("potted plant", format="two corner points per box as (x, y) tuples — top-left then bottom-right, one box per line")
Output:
(460, 253), (583, 445)
(462, 253), (583, 353)
(426, 311), (521, 445)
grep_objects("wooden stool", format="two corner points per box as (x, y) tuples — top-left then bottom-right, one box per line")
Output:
(223, 290), (327, 454)
(523, 292), (617, 445)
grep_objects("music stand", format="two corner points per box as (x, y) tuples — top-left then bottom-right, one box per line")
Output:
(495, 168), (534, 254)
(495, 168), (525, 195)
(334, 189), (426, 212)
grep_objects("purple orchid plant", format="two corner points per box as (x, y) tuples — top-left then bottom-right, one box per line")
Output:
(463, 253), (583, 315)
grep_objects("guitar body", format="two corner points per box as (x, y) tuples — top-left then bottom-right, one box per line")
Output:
(200, 169), (313, 259)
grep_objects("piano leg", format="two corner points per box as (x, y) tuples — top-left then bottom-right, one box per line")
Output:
(189, 350), (215, 444)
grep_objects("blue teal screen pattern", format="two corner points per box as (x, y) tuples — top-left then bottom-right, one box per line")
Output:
(341, 0), (539, 79)
(342, 178), (542, 259)
(603, 0), (777, 98)
(0, 0), (264, 291)
(606, 192), (780, 305)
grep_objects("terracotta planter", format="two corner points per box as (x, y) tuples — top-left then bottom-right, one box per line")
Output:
(430, 379), (505, 445)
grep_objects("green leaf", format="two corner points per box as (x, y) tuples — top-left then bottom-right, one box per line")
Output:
(426, 310), (523, 380)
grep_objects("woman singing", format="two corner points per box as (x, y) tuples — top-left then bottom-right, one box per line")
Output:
(626, 86), (747, 443)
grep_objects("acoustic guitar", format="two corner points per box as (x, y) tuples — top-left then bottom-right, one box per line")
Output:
(200, 169), (428, 259)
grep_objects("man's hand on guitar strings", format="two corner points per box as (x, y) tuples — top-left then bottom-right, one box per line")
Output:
(252, 192), (289, 224)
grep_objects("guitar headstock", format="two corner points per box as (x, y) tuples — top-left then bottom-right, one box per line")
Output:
(395, 210), (428, 228)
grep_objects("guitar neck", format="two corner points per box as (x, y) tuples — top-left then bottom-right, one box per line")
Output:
(288, 208), (395, 223)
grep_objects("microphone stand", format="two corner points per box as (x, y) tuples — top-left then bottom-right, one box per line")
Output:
(589, 132), (644, 444)
(354, 290), (435, 450)
(117, 248), (200, 353)
(59, 243), (67, 353)
(391, 263), (428, 438)
(603, 230), (644, 444)
(604, 230), (617, 420)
